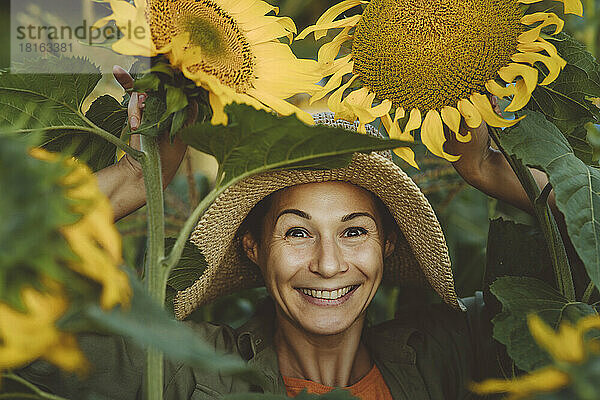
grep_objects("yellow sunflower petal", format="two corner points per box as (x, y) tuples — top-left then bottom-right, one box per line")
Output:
(404, 108), (423, 135)
(247, 88), (314, 125)
(486, 80), (518, 98)
(393, 147), (419, 169)
(0, 287), (88, 372)
(457, 98), (483, 128)
(328, 74), (359, 122)
(382, 107), (410, 140)
(226, 0), (278, 18)
(517, 0), (583, 16)
(297, 15), (361, 41)
(209, 91), (230, 125)
(421, 109), (460, 162)
(511, 51), (565, 85)
(342, 87), (392, 132)
(56, 158), (131, 310)
(517, 37), (559, 58)
(497, 63), (539, 112)
(519, 13), (564, 44)
(528, 315), (585, 363)
(470, 93), (525, 127)
(44, 334), (89, 373)
(470, 367), (570, 399)
(252, 42), (322, 98)
(322, 54), (353, 79)
(440, 106), (462, 135)
(245, 18), (295, 44)
(310, 61), (354, 104)
(297, 0), (366, 40)
(576, 314), (600, 334)
(317, 26), (353, 67)
(442, 106), (471, 143)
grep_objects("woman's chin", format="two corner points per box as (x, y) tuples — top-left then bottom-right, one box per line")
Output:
(292, 310), (362, 336)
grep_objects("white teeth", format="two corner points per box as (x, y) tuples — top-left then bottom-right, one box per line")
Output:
(300, 286), (355, 300)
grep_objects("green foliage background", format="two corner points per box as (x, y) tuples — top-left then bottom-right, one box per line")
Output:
(1, 1), (600, 399)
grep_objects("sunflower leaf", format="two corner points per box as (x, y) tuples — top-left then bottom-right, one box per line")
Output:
(0, 56), (100, 132)
(0, 56), (127, 169)
(164, 237), (206, 312)
(43, 95), (126, 172)
(84, 270), (261, 383)
(497, 111), (600, 290)
(490, 276), (596, 372)
(527, 32), (600, 164)
(179, 104), (412, 186)
(135, 93), (172, 137)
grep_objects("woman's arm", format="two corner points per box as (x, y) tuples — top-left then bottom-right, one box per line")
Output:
(446, 97), (556, 216)
(95, 66), (192, 222)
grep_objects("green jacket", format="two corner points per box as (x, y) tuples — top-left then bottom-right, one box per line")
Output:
(19, 294), (496, 399)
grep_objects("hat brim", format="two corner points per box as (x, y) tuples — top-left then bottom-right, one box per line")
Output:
(174, 152), (460, 320)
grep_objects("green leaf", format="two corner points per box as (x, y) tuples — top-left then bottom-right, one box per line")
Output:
(180, 104), (412, 187)
(133, 73), (160, 93)
(164, 238), (206, 311)
(165, 85), (188, 117)
(135, 93), (171, 137)
(490, 276), (596, 372)
(0, 56), (100, 133)
(526, 32), (600, 164)
(84, 270), (260, 382)
(169, 108), (187, 143)
(498, 111), (600, 291)
(43, 95), (126, 172)
(485, 218), (554, 288)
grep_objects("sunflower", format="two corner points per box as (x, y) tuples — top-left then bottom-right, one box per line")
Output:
(29, 148), (131, 310)
(470, 314), (600, 399)
(298, 0), (583, 163)
(0, 281), (88, 372)
(94, 0), (322, 125)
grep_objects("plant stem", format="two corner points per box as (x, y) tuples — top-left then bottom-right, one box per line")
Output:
(582, 281), (597, 304)
(140, 135), (166, 400)
(489, 127), (575, 301)
(2, 373), (69, 400)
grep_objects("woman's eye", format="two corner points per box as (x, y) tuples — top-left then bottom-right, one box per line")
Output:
(285, 228), (310, 238)
(343, 227), (368, 237)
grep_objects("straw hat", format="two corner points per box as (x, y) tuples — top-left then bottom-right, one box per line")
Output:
(174, 113), (460, 320)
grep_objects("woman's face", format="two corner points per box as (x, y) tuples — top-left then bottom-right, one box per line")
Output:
(243, 182), (393, 336)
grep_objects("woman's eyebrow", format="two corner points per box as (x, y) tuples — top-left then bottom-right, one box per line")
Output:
(341, 212), (376, 223)
(276, 209), (311, 222)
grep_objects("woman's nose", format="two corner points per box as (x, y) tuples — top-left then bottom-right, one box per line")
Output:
(309, 237), (348, 278)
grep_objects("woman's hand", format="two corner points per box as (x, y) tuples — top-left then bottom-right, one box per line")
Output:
(95, 66), (194, 221)
(444, 96), (554, 215)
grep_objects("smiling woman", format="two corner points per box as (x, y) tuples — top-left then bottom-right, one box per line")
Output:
(167, 113), (484, 399)
(17, 111), (512, 400)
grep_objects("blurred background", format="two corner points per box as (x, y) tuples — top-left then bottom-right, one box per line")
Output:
(1, 0), (598, 326)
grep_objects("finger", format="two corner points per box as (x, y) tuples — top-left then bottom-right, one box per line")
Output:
(113, 65), (134, 90)
(128, 92), (141, 130)
(129, 133), (141, 151)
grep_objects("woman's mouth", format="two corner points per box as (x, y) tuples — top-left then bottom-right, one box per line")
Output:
(296, 285), (359, 306)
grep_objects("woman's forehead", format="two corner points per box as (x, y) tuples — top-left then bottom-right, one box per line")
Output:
(269, 182), (379, 216)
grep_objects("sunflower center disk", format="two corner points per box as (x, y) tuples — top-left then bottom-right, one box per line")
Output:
(352, 0), (524, 112)
(149, 0), (255, 92)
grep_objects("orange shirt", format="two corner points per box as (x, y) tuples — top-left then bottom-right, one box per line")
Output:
(283, 364), (393, 400)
